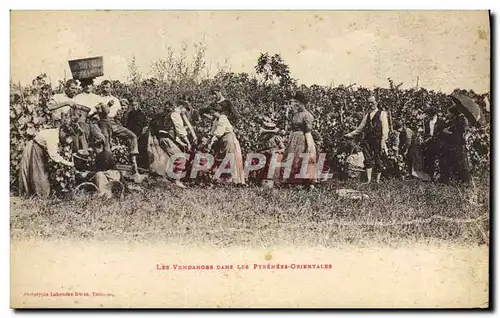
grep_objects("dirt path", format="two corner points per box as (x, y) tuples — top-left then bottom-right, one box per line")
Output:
(10, 239), (489, 308)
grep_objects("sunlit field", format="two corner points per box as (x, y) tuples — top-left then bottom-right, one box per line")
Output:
(10, 177), (490, 247)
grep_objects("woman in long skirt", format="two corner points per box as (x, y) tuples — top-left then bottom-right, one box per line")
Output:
(439, 106), (471, 185)
(18, 123), (77, 198)
(205, 99), (245, 185)
(146, 102), (187, 188)
(283, 91), (317, 188)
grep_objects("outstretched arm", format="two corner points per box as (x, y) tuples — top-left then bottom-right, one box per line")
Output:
(346, 114), (368, 137)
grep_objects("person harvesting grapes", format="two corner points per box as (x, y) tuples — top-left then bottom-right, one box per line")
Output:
(18, 123), (79, 198)
(203, 99), (245, 185)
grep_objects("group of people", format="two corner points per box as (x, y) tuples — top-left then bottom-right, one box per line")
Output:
(343, 95), (472, 185)
(392, 104), (472, 185)
(17, 77), (474, 199)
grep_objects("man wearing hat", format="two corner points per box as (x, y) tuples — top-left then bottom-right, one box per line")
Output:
(344, 95), (389, 184)
(259, 117), (285, 188)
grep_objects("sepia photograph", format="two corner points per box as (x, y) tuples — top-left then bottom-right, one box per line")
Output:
(9, 9), (491, 308)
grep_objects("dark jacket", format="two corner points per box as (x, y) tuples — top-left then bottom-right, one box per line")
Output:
(149, 112), (174, 139)
(126, 109), (148, 137)
(423, 117), (446, 141)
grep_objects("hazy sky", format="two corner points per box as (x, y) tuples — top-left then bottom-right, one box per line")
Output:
(10, 10), (490, 93)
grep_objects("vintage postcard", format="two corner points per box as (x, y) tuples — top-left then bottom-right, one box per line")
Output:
(9, 10), (490, 308)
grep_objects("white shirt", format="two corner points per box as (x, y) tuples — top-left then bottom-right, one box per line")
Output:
(34, 129), (71, 165)
(171, 110), (189, 138)
(73, 92), (105, 114)
(48, 93), (73, 120)
(429, 116), (438, 136)
(100, 95), (122, 118)
(348, 109), (389, 142)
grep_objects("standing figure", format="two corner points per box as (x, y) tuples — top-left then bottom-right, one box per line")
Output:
(95, 101), (113, 154)
(122, 98), (150, 170)
(46, 79), (79, 128)
(421, 106), (445, 180)
(438, 106), (471, 185)
(258, 117), (285, 188)
(123, 98), (148, 138)
(18, 123), (77, 198)
(72, 78), (107, 155)
(283, 91), (317, 189)
(393, 120), (430, 181)
(205, 99), (245, 185)
(344, 95), (389, 184)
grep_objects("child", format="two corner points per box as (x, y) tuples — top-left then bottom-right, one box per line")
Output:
(259, 118), (285, 188)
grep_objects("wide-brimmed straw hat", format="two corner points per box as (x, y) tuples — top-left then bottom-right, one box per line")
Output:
(260, 117), (279, 133)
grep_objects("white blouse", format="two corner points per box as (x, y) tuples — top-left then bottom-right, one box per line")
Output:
(211, 115), (234, 137)
(34, 129), (72, 165)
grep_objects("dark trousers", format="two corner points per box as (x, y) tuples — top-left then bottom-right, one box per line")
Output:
(422, 139), (439, 178)
(98, 118), (113, 151)
(99, 119), (139, 155)
(71, 121), (105, 154)
(362, 137), (383, 171)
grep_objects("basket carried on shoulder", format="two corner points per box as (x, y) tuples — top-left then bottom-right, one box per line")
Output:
(68, 56), (104, 80)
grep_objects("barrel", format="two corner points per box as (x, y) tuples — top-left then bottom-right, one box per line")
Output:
(68, 56), (104, 80)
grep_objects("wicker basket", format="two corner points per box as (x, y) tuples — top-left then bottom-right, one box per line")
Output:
(68, 56), (104, 80)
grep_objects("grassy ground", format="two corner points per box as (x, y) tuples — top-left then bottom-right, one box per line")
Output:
(10, 177), (490, 247)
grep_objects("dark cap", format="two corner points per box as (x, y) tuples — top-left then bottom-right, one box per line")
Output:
(291, 91), (308, 104)
(424, 106), (438, 117)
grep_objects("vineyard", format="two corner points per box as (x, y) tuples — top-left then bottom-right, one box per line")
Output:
(9, 50), (491, 247)
(10, 71), (491, 196)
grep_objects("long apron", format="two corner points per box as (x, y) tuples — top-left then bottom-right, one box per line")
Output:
(18, 140), (51, 198)
(214, 132), (245, 184)
(283, 130), (317, 184)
